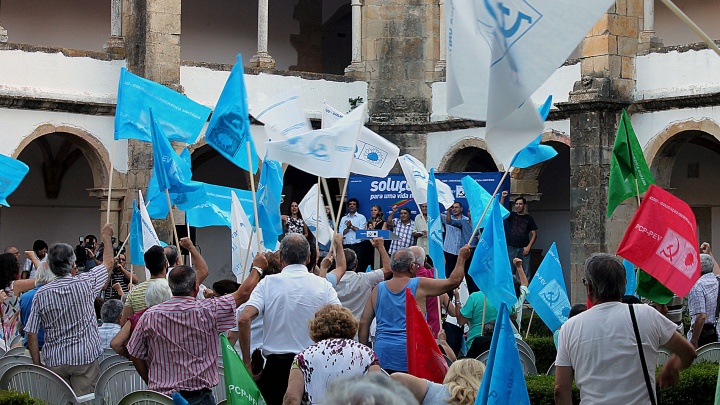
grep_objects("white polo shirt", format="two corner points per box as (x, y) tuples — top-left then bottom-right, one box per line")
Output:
(246, 264), (340, 356)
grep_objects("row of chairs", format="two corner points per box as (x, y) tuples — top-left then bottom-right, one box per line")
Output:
(475, 338), (539, 375)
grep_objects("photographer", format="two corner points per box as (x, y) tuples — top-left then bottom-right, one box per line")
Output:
(82, 235), (100, 271)
(102, 252), (137, 300)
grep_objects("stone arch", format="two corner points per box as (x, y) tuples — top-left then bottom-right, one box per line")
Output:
(509, 130), (570, 200)
(645, 118), (720, 188)
(438, 138), (498, 172)
(13, 123), (110, 190)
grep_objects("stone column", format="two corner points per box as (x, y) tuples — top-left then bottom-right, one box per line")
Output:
(89, 189), (125, 238)
(639, 0), (663, 52)
(104, 0), (125, 53)
(345, 0), (364, 73)
(249, 0), (276, 69)
(122, 0), (182, 245)
(434, 0), (446, 74)
(557, 3), (642, 303)
(0, 23), (7, 43)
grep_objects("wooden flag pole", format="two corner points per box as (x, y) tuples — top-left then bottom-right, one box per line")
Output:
(480, 297), (487, 336)
(334, 108), (365, 234)
(247, 143), (262, 252)
(321, 177), (338, 257)
(316, 176), (321, 254)
(186, 221), (193, 267)
(115, 232), (131, 259)
(241, 231), (255, 283)
(525, 309), (535, 340)
(467, 168), (512, 244)
(658, 0), (720, 58)
(164, 190), (181, 250)
(106, 142), (116, 224)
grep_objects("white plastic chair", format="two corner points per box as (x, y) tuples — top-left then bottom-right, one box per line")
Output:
(98, 348), (118, 363)
(476, 350), (490, 364)
(94, 361), (147, 405)
(694, 347), (720, 364)
(99, 354), (130, 373)
(4, 346), (28, 357)
(211, 366), (227, 403)
(546, 361), (556, 376)
(0, 363), (95, 404)
(657, 348), (671, 367)
(515, 338), (536, 363)
(0, 355), (33, 380)
(8, 334), (24, 349)
(518, 350), (538, 375)
(697, 341), (720, 356)
(117, 390), (173, 405)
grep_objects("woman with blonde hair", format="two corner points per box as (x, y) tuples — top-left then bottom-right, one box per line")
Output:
(390, 358), (486, 405)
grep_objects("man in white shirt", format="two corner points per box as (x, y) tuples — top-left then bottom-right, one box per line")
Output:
(238, 233), (340, 405)
(338, 198), (369, 271)
(555, 253), (696, 405)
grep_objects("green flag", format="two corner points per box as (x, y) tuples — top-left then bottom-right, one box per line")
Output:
(636, 269), (674, 304)
(607, 109), (655, 217)
(715, 362), (720, 405)
(220, 334), (266, 405)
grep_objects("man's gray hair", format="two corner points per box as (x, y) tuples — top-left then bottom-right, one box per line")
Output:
(35, 262), (55, 286)
(47, 243), (76, 277)
(145, 278), (173, 307)
(584, 253), (626, 301)
(167, 265), (197, 296)
(390, 249), (415, 273)
(344, 248), (358, 272)
(100, 299), (124, 324)
(164, 245), (180, 266)
(700, 253), (715, 275)
(409, 246), (425, 265)
(280, 233), (310, 265)
(325, 373), (417, 405)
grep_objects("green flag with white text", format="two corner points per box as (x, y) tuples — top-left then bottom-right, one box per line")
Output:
(220, 334), (265, 405)
(607, 110), (655, 218)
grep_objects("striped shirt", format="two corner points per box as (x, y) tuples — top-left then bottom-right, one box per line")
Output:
(24, 264), (108, 367)
(127, 294), (237, 395)
(125, 278), (163, 313)
(442, 214), (470, 255)
(388, 218), (415, 254)
(687, 273), (719, 340)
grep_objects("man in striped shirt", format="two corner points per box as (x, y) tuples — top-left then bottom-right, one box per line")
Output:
(25, 223), (115, 396)
(127, 254), (265, 404)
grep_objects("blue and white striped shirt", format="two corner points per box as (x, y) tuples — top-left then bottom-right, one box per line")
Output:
(25, 264), (108, 367)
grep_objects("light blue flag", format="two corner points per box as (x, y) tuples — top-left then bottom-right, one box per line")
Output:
(427, 168), (445, 279)
(205, 54), (259, 174)
(185, 183), (255, 228)
(527, 242), (571, 333)
(0, 154), (29, 207)
(257, 158), (284, 250)
(475, 303), (531, 405)
(460, 175), (510, 230)
(467, 196), (516, 311)
(114, 68), (211, 143)
(130, 199), (144, 266)
(623, 259), (637, 296)
(509, 95), (558, 169)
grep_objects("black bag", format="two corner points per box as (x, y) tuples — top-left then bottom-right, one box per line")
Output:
(698, 323), (719, 347)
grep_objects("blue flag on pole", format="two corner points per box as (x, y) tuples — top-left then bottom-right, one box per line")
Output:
(185, 183), (255, 228)
(205, 54), (259, 174)
(527, 242), (571, 333)
(114, 68), (211, 143)
(130, 199), (144, 266)
(467, 196), (516, 311)
(475, 303), (531, 405)
(427, 169), (445, 279)
(257, 158), (284, 250)
(460, 175), (510, 230)
(509, 95), (558, 169)
(0, 154), (29, 207)
(624, 259), (637, 296)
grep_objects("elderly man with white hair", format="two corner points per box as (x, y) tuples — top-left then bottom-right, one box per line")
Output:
(687, 253), (720, 348)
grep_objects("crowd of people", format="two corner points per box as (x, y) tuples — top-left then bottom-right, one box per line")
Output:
(0, 195), (712, 405)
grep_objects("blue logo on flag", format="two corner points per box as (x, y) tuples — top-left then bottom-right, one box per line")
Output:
(478, 0), (543, 65)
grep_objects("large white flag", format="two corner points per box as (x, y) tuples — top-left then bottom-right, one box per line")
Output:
(250, 89), (312, 140)
(231, 191), (257, 282)
(322, 102), (400, 178)
(299, 184), (333, 246)
(446, 0), (614, 168)
(398, 154), (454, 209)
(265, 104), (366, 178)
(138, 190), (162, 281)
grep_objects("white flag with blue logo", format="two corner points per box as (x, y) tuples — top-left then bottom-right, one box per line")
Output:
(446, 0), (614, 168)
(265, 104), (366, 178)
(322, 102), (400, 178)
(138, 190), (163, 281)
(398, 154), (454, 209)
(250, 89), (313, 140)
(299, 184), (333, 246)
(231, 190), (258, 282)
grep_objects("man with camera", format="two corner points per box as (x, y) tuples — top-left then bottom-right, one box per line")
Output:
(102, 252), (138, 300)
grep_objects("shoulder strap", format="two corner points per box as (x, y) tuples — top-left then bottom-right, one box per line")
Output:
(629, 304), (657, 405)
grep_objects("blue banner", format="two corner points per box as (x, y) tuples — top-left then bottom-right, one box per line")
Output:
(0, 154), (29, 207)
(346, 172), (510, 219)
(527, 242), (571, 332)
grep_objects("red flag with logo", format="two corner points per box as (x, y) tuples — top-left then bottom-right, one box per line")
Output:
(616, 184), (700, 297)
(406, 288), (448, 383)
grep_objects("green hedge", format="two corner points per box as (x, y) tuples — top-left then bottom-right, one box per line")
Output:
(525, 362), (718, 405)
(0, 390), (46, 405)
(525, 336), (556, 374)
(522, 312), (553, 337)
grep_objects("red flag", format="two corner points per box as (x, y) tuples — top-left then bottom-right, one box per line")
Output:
(616, 184), (700, 297)
(406, 288), (448, 383)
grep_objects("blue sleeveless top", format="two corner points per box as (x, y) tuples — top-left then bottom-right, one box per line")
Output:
(374, 277), (420, 371)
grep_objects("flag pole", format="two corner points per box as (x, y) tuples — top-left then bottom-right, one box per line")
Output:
(241, 231), (255, 282)
(480, 297), (487, 336)
(316, 176), (321, 254)
(525, 309), (535, 340)
(186, 221), (193, 267)
(106, 142), (116, 224)
(164, 190), (181, 249)
(321, 177), (338, 257)
(333, 118), (364, 234)
(247, 143), (262, 253)
(115, 232), (131, 259)
(467, 168), (512, 244)
(658, 0), (720, 58)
